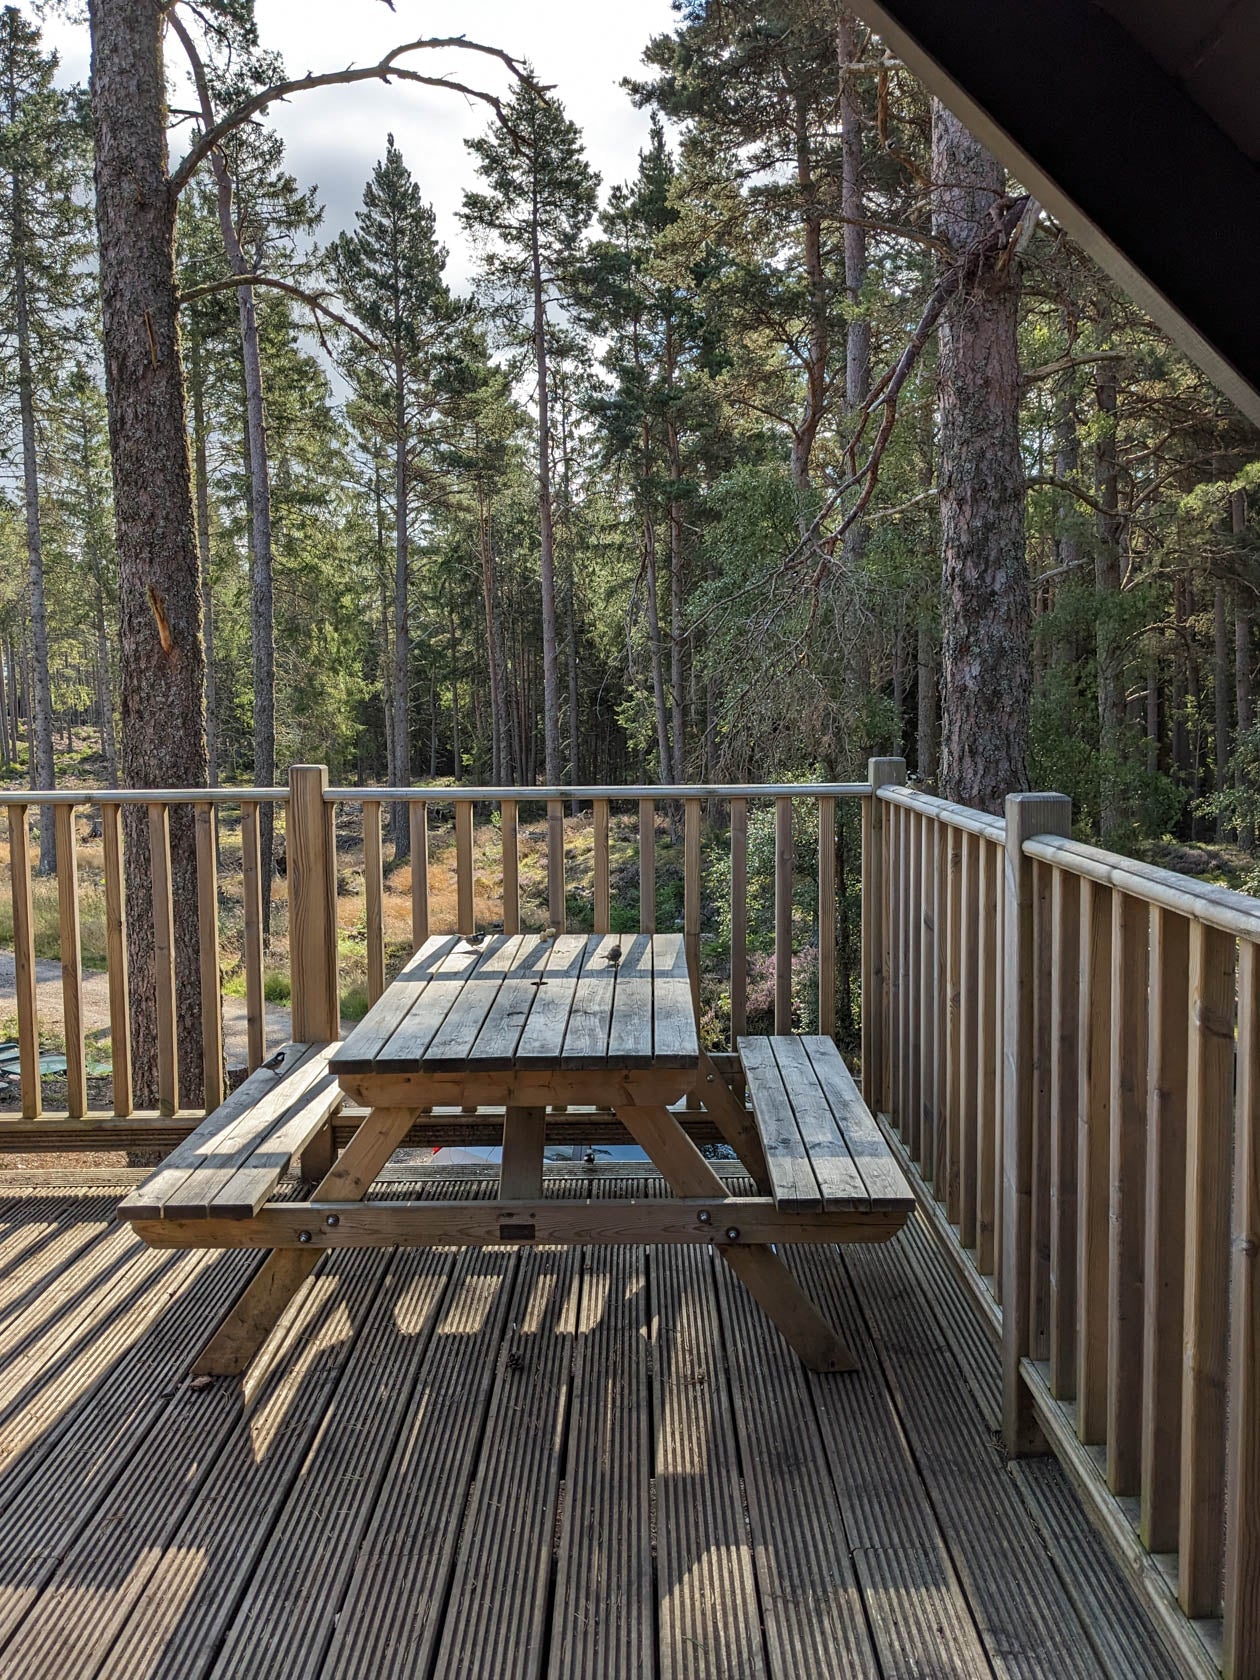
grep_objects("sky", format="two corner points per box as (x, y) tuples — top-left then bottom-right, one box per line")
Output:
(36, 0), (679, 292)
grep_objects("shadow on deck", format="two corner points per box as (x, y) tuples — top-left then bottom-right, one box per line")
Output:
(0, 1168), (1184, 1680)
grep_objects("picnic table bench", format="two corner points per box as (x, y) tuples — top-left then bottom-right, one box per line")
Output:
(120, 933), (913, 1379)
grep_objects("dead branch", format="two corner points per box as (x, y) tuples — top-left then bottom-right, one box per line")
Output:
(176, 274), (384, 355)
(168, 33), (541, 197)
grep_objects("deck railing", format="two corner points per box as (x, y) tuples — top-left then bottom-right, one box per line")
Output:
(870, 769), (1259, 1680)
(4, 758), (1259, 1676)
(2, 765), (870, 1121)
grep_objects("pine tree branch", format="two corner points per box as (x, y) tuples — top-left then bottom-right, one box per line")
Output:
(168, 33), (542, 197)
(176, 274), (383, 355)
(1024, 473), (1119, 519)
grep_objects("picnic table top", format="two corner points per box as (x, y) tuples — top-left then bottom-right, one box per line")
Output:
(329, 931), (700, 1077)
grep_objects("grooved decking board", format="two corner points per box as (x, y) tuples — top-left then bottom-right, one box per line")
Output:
(97, 1248), (391, 1680)
(429, 1245), (581, 1680)
(0, 1247), (266, 1671)
(207, 1245), (466, 1680)
(1011, 1457), (1185, 1680)
(0, 1186), (1187, 1680)
(548, 1245), (652, 1680)
(712, 1257), (879, 1679)
(786, 1246), (995, 1678)
(321, 1247), (519, 1680)
(652, 1243), (769, 1680)
(845, 1231), (1109, 1679)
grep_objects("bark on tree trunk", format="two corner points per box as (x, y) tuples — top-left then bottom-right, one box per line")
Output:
(1234, 486), (1253, 847)
(531, 209), (562, 788)
(1214, 581), (1231, 839)
(789, 86), (827, 500)
(392, 362), (411, 852)
(11, 181), (56, 873)
(189, 330), (217, 786)
(89, 0), (206, 1106)
(1093, 342), (1125, 837)
(643, 507), (673, 784)
(932, 102), (1029, 813)
(666, 397), (686, 785)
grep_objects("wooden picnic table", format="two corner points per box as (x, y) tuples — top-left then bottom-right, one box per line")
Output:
(128, 932), (909, 1377)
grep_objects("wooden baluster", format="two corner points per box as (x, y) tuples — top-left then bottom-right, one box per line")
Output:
(100, 801), (131, 1117)
(195, 802), (224, 1113)
(501, 798), (521, 934)
(240, 800), (265, 1071)
(1180, 920), (1236, 1614)
(919, 814), (937, 1178)
(455, 800), (475, 933)
(864, 759), (904, 1116)
(363, 800), (385, 1004)
(6, 805), (39, 1118)
(887, 802), (902, 1126)
(730, 798), (747, 1045)
(53, 805), (86, 1119)
(818, 794), (836, 1040)
(933, 821), (949, 1197)
(1077, 878), (1112, 1445)
(976, 836), (999, 1276)
(1030, 859), (1054, 1361)
(959, 831), (980, 1248)
(287, 766), (340, 1046)
(774, 795), (792, 1034)
(906, 810), (922, 1165)
(546, 799), (565, 932)
(1002, 791), (1071, 1455)
(591, 798), (609, 935)
(410, 801), (429, 950)
(1107, 890), (1150, 1495)
(148, 803), (178, 1118)
(945, 825), (963, 1220)
(684, 798), (702, 1020)
(638, 798), (656, 933)
(994, 847), (1006, 1300)
(1049, 867), (1081, 1399)
(1224, 938), (1260, 1678)
(1139, 905), (1190, 1553)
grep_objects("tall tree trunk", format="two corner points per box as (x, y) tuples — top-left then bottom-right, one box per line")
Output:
(530, 204), (562, 788)
(448, 587), (461, 779)
(837, 8), (870, 571)
(10, 173), (56, 872)
(643, 508), (673, 784)
(89, 0), (206, 1107)
(932, 103), (1029, 813)
(789, 86), (827, 499)
(1214, 581), (1231, 839)
(666, 388), (686, 784)
(1234, 487), (1254, 847)
(188, 329), (218, 786)
(392, 362), (411, 850)
(1093, 341), (1125, 837)
(916, 612), (938, 783)
(0, 646), (10, 768)
(478, 491), (510, 786)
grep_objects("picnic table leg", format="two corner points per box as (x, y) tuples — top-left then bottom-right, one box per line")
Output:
(191, 1105), (420, 1379)
(615, 1103), (857, 1373)
(500, 1106), (546, 1199)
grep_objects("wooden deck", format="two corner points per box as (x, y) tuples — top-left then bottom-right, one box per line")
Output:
(0, 1167), (1186, 1680)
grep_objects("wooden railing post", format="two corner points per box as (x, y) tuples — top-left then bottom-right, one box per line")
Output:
(1002, 790), (1071, 1454)
(288, 765), (340, 1044)
(863, 757), (905, 1112)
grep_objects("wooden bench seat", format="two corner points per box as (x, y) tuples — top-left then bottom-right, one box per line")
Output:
(119, 1043), (342, 1223)
(738, 1035), (914, 1218)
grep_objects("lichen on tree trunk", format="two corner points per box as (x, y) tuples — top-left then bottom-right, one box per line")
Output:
(932, 102), (1030, 815)
(89, 0), (206, 1106)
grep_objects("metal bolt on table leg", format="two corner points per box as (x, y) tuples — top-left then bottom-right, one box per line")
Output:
(724, 1227), (740, 1242)
(697, 1209), (712, 1225)
(325, 1213), (340, 1228)
(298, 1230), (311, 1244)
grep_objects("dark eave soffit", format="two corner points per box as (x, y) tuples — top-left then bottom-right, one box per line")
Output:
(846, 0), (1260, 430)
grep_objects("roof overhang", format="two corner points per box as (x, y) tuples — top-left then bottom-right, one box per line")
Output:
(846, 0), (1260, 429)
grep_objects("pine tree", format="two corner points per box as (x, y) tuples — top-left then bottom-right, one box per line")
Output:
(462, 79), (598, 789)
(0, 7), (92, 868)
(332, 138), (452, 850)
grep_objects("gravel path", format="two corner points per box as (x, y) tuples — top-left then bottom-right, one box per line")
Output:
(0, 950), (294, 1070)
